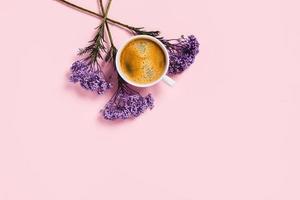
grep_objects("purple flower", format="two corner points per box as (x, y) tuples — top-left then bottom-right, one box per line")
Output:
(101, 81), (154, 120)
(69, 61), (111, 94)
(162, 35), (200, 74)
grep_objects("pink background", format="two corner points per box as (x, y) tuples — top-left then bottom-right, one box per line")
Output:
(1, 0), (300, 199)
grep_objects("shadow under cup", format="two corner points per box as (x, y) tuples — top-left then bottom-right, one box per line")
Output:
(116, 35), (170, 88)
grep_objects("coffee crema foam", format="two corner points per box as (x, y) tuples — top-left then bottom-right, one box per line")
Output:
(120, 39), (166, 85)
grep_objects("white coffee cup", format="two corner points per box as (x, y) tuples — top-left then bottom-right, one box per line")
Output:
(115, 35), (175, 87)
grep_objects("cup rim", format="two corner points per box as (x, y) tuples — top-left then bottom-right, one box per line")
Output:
(115, 35), (170, 88)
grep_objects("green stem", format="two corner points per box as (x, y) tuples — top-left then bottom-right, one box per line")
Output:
(99, 0), (115, 47)
(55, 0), (133, 31)
(100, 0), (111, 22)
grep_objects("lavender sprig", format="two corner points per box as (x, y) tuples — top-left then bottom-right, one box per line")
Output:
(98, 0), (117, 63)
(98, 1), (154, 120)
(101, 78), (154, 120)
(160, 35), (200, 74)
(78, 0), (113, 64)
(70, 61), (111, 94)
(69, 0), (113, 94)
(78, 24), (106, 62)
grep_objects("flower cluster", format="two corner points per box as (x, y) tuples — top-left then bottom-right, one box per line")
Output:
(161, 35), (200, 74)
(70, 61), (111, 95)
(101, 79), (154, 120)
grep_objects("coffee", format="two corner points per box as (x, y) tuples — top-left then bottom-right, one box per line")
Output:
(119, 38), (166, 85)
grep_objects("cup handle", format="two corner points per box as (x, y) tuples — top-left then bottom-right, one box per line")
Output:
(162, 75), (175, 87)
